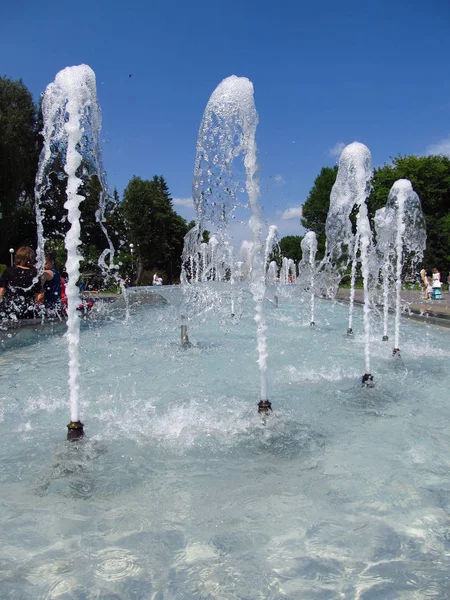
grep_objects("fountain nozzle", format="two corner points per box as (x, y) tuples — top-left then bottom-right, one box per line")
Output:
(67, 421), (84, 441)
(347, 327), (353, 336)
(382, 335), (389, 341)
(392, 348), (401, 357)
(257, 400), (272, 414)
(362, 373), (374, 387)
(310, 321), (315, 327)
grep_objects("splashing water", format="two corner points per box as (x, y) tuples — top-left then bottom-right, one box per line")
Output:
(357, 190), (374, 375)
(38, 65), (105, 423)
(266, 261), (278, 286)
(280, 257), (296, 285)
(300, 232), (318, 324)
(386, 179), (426, 351)
(185, 75), (269, 402)
(374, 206), (396, 339)
(323, 142), (373, 373)
(321, 142), (364, 296)
(347, 235), (359, 332)
(264, 225), (279, 268)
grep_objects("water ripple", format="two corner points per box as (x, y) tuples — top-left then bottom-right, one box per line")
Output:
(93, 547), (141, 582)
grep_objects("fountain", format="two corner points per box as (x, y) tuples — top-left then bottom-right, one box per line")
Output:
(2, 286), (450, 598)
(374, 206), (396, 341)
(299, 231), (318, 326)
(385, 179), (426, 356)
(2, 66), (449, 599)
(33, 64), (115, 439)
(181, 75), (271, 414)
(320, 142), (374, 383)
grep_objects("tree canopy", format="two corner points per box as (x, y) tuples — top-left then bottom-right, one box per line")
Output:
(369, 155), (450, 268)
(301, 166), (338, 258)
(0, 76), (190, 286)
(122, 175), (190, 284)
(300, 155), (450, 272)
(0, 77), (39, 260)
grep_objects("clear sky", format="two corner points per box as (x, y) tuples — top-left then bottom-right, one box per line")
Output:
(2, 0), (450, 244)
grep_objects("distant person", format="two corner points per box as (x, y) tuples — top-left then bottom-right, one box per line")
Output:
(447, 272), (450, 294)
(0, 246), (41, 319)
(432, 268), (441, 288)
(152, 273), (158, 286)
(157, 276), (163, 286)
(427, 276), (433, 299)
(60, 275), (68, 312)
(41, 252), (63, 315)
(432, 267), (442, 299)
(420, 269), (428, 299)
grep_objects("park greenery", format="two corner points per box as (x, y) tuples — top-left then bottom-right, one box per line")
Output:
(300, 156), (450, 273)
(1, 75), (449, 285)
(0, 76), (193, 285)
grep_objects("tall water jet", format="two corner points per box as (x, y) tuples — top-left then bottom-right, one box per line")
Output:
(37, 65), (107, 437)
(323, 142), (373, 382)
(356, 179), (375, 386)
(184, 75), (271, 413)
(347, 235), (359, 335)
(321, 144), (360, 298)
(385, 179), (426, 356)
(264, 225), (279, 268)
(374, 206), (396, 341)
(280, 257), (296, 285)
(239, 240), (254, 282)
(264, 225), (279, 308)
(266, 261), (278, 285)
(300, 232), (318, 325)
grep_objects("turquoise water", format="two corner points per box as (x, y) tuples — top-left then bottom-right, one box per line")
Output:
(1, 294), (450, 599)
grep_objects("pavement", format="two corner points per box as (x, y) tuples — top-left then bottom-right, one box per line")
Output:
(335, 288), (450, 328)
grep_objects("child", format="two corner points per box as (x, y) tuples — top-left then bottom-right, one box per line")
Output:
(427, 276), (433, 299)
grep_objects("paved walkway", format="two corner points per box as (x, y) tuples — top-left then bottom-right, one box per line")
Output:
(335, 288), (450, 328)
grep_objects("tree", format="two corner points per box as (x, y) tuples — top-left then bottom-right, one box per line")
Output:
(301, 166), (338, 258)
(0, 77), (39, 260)
(268, 235), (303, 271)
(301, 156), (450, 272)
(370, 155), (450, 269)
(279, 236), (303, 264)
(122, 175), (190, 284)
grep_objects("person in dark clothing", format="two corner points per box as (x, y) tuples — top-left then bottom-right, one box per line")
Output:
(41, 252), (63, 315)
(0, 247), (41, 319)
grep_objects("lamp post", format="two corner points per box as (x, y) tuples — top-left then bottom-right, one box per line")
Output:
(129, 243), (134, 282)
(9, 248), (14, 267)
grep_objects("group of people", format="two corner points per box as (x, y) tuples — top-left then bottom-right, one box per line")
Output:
(0, 246), (67, 320)
(420, 267), (446, 300)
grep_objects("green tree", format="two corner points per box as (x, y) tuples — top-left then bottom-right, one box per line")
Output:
(122, 175), (190, 284)
(279, 235), (303, 263)
(370, 155), (450, 269)
(0, 77), (39, 260)
(268, 235), (304, 270)
(301, 166), (338, 257)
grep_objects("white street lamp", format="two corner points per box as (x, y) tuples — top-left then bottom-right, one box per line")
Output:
(9, 248), (14, 267)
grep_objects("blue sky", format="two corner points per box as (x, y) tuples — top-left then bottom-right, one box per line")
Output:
(2, 0), (450, 244)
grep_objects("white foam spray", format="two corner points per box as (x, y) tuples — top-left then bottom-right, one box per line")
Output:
(300, 232), (318, 323)
(186, 75), (269, 401)
(39, 65), (104, 422)
(386, 179), (426, 351)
